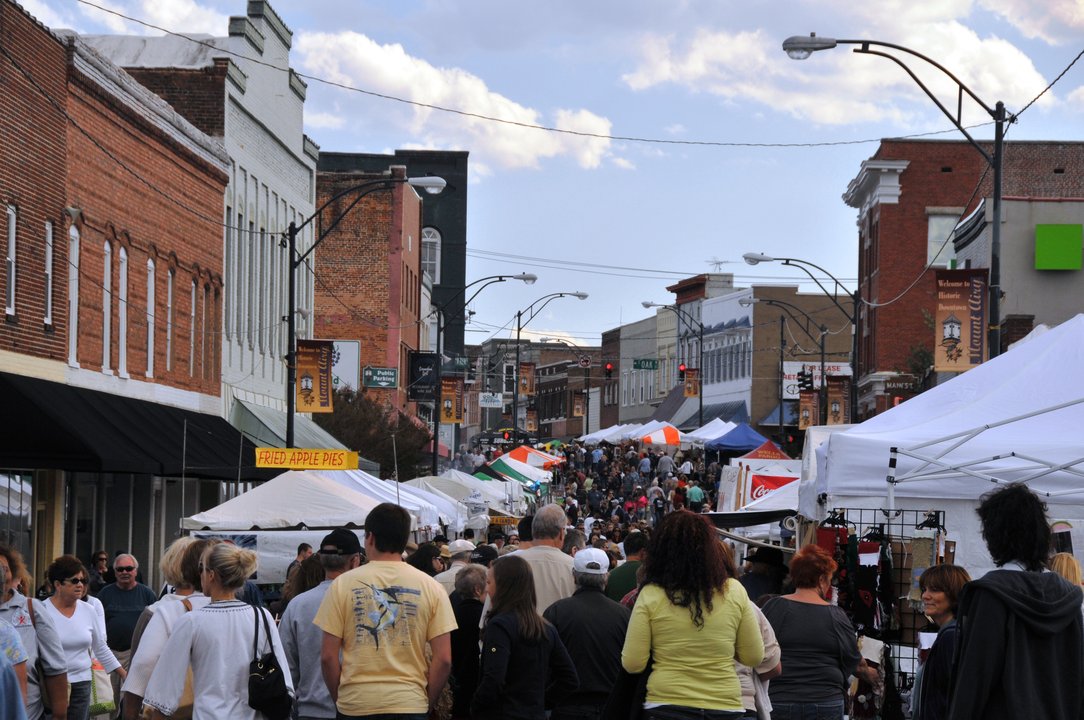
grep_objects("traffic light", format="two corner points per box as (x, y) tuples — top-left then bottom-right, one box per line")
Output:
(797, 368), (814, 391)
(502, 431), (511, 441)
(604, 362), (613, 379)
(678, 363), (687, 382)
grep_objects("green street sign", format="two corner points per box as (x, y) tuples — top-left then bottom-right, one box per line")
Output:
(362, 366), (399, 388)
(632, 358), (659, 370)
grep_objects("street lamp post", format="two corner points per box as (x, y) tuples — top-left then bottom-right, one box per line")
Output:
(741, 296), (830, 424)
(743, 253), (858, 421)
(782, 33), (1011, 358)
(539, 337), (594, 437)
(285, 173), (446, 448)
(642, 301), (704, 428)
(430, 273), (537, 474)
(511, 292), (589, 443)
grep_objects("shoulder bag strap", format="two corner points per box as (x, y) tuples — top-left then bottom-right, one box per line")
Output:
(252, 605), (260, 662)
(181, 598), (193, 613)
(26, 597), (36, 627)
(257, 607), (274, 655)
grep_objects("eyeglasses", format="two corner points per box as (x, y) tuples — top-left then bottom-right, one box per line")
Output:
(62, 577), (88, 585)
(115, 566), (136, 573)
(95, 557), (108, 563)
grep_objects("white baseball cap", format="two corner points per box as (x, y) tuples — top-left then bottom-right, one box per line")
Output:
(573, 548), (610, 575)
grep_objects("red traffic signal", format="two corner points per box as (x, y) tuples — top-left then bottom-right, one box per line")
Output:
(678, 363), (687, 381)
(604, 362), (614, 379)
(502, 431), (511, 440)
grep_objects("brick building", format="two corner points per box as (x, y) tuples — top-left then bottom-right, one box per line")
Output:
(312, 165), (424, 414)
(0, 0), (248, 582)
(83, 1), (328, 453)
(846, 139), (1084, 415)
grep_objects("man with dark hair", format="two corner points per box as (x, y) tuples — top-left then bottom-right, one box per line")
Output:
(544, 548), (630, 720)
(948, 483), (1083, 720)
(280, 529), (363, 720)
(515, 515), (535, 550)
(605, 530), (646, 602)
(315, 503), (457, 720)
(287, 543), (314, 580)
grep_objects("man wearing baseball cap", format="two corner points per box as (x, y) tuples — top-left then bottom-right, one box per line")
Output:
(543, 548), (631, 720)
(279, 528), (363, 720)
(434, 539), (476, 595)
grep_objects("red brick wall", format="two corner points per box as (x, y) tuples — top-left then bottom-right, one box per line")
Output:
(0, 2), (69, 361)
(124, 62), (227, 138)
(860, 140), (1084, 382)
(313, 170), (424, 414)
(66, 48), (227, 395)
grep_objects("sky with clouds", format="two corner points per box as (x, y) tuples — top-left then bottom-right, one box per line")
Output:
(23, 0), (1084, 345)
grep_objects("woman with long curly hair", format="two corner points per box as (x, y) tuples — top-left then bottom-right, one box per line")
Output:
(471, 555), (578, 720)
(761, 544), (875, 720)
(621, 511), (763, 719)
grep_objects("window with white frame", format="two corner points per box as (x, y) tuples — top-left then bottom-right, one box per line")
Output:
(5, 206), (15, 315)
(189, 279), (196, 377)
(258, 227), (266, 353)
(146, 259), (155, 377)
(102, 242), (112, 372)
(202, 283), (209, 379)
(118, 246), (128, 377)
(421, 227), (441, 283)
(224, 205), (232, 337)
(927, 213), (958, 268)
(68, 226), (80, 365)
(43, 221), (53, 325)
(166, 269), (174, 371)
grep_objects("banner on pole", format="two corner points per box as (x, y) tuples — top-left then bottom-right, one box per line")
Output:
(440, 378), (464, 424)
(683, 368), (699, 398)
(296, 340), (334, 413)
(934, 269), (988, 372)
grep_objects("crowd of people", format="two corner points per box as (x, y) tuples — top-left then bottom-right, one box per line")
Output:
(2, 473), (1083, 720)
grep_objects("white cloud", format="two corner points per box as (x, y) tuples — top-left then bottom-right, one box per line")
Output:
(978, 0), (1084, 44)
(1068, 86), (1084, 109)
(304, 111), (345, 130)
(612, 157), (636, 170)
(295, 30), (622, 172)
(621, 18), (1055, 128)
(136, 0), (227, 35)
(664, 123), (687, 135)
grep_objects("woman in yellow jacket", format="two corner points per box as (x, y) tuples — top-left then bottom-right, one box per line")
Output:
(621, 511), (764, 720)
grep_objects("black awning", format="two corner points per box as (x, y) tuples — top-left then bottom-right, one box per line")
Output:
(0, 372), (268, 480)
(705, 509), (796, 529)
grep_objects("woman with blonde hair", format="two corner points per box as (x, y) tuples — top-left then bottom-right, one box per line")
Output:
(1049, 552), (1083, 587)
(122, 538), (218, 718)
(144, 543), (292, 718)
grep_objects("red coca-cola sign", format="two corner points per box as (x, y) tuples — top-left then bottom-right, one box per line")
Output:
(749, 474), (797, 500)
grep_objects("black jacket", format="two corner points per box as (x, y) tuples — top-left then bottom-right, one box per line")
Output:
(544, 587), (631, 706)
(948, 568), (1084, 720)
(471, 612), (579, 720)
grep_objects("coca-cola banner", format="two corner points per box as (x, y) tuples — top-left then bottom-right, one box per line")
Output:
(747, 474), (798, 506)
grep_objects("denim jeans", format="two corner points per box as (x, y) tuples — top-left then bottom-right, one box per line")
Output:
(67, 680), (92, 720)
(644, 705), (744, 720)
(769, 701), (845, 720)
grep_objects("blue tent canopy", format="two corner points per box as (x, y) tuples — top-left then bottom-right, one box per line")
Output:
(704, 422), (770, 453)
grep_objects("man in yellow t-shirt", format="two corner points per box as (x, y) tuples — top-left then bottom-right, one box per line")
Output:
(315, 503), (457, 720)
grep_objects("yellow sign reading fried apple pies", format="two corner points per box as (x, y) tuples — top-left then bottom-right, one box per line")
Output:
(256, 447), (359, 470)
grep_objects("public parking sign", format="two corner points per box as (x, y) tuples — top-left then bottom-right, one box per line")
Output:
(362, 366), (398, 388)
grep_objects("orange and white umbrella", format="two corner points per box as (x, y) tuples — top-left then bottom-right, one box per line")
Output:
(506, 445), (565, 470)
(641, 423), (687, 446)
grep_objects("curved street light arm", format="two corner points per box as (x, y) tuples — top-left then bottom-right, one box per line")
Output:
(775, 258), (856, 323)
(757, 298), (826, 346)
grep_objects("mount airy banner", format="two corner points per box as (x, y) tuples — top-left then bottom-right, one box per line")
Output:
(296, 340), (335, 413)
(934, 269), (988, 373)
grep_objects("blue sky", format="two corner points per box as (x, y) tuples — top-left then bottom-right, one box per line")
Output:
(26, 0), (1084, 345)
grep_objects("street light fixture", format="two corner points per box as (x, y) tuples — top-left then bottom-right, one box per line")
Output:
(643, 300), (704, 428)
(430, 272), (537, 474)
(782, 33), (1011, 358)
(285, 173), (445, 448)
(742, 253), (858, 420)
(511, 292), (589, 444)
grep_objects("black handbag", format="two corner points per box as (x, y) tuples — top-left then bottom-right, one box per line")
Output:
(248, 606), (292, 720)
(601, 657), (652, 720)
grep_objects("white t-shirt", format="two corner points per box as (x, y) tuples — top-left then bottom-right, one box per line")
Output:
(41, 597), (120, 682)
(123, 592), (212, 697)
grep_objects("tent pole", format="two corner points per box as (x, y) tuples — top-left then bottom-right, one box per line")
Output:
(886, 447), (898, 512)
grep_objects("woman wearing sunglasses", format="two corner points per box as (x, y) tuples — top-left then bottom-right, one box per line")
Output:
(40, 555), (124, 720)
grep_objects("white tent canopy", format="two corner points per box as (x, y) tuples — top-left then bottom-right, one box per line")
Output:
(815, 314), (1084, 575)
(687, 418), (737, 443)
(181, 470), (381, 531)
(438, 470), (527, 515)
(401, 477), (486, 532)
(579, 424), (631, 444)
(321, 470), (442, 533)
